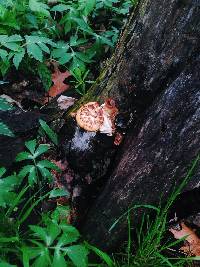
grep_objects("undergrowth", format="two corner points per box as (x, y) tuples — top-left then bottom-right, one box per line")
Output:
(0, 0), (136, 94)
(0, 119), (199, 267)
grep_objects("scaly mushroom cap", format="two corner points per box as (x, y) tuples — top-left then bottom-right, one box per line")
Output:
(76, 102), (104, 132)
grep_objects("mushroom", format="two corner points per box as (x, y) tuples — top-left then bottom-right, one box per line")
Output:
(76, 102), (104, 132)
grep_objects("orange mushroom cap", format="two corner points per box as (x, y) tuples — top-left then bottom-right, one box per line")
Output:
(76, 102), (104, 132)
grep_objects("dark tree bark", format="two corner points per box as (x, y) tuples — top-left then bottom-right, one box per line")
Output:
(80, 0), (200, 250)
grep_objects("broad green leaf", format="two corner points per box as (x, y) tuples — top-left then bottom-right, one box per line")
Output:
(0, 48), (8, 60)
(39, 119), (58, 145)
(21, 246), (30, 267)
(0, 190), (16, 207)
(70, 56), (86, 72)
(13, 48), (25, 69)
(0, 97), (13, 111)
(72, 17), (93, 34)
(34, 144), (49, 158)
(0, 174), (19, 190)
(51, 206), (70, 222)
(18, 165), (35, 179)
(58, 53), (72, 65)
(16, 151), (32, 162)
(76, 52), (92, 63)
(30, 225), (49, 244)
(0, 174), (20, 207)
(32, 248), (50, 267)
(29, 0), (50, 17)
(47, 221), (61, 245)
(52, 251), (66, 267)
(49, 188), (69, 198)
(26, 42), (43, 62)
(28, 165), (37, 185)
(69, 36), (87, 47)
(37, 42), (50, 54)
(0, 167), (6, 177)
(0, 121), (14, 137)
(64, 245), (88, 267)
(38, 167), (52, 182)
(78, 0), (96, 16)
(5, 34), (23, 42)
(0, 262), (17, 267)
(51, 4), (70, 12)
(37, 160), (60, 171)
(58, 225), (80, 246)
(37, 63), (52, 92)
(25, 139), (37, 154)
(0, 58), (10, 76)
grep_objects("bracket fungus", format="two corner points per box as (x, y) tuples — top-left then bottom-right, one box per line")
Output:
(75, 99), (118, 136)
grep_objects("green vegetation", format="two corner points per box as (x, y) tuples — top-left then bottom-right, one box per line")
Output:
(0, 0), (134, 94)
(0, 1), (199, 267)
(0, 126), (114, 267)
(0, 123), (199, 267)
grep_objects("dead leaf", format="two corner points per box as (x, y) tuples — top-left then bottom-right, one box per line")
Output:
(114, 132), (123, 145)
(57, 95), (76, 110)
(169, 222), (200, 256)
(48, 67), (71, 97)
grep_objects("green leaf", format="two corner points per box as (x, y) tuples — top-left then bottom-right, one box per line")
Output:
(0, 167), (6, 178)
(13, 48), (25, 69)
(0, 174), (20, 207)
(0, 121), (14, 137)
(0, 261), (17, 267)
(52, 251), (66, 267)
(0, 48), (8, 60)
(34, 144), (50, 158)
(28, 165), (37, 185)
(37, 160), (60, 171)
(16, 151), (32, 162)
(30, 225), (49, 243)
(25, 139), (37, 154)
(47, 221), (61, 245)
(0, 59), (10, 76)
(58, 225), (80, 246)
(85, 242), (114, 266)
(29, 0), (50, 17)
(39, 119), (58, 145)
(21, 246), (31, 267)
(58, 53), (72, 65)
(32, 248), (50, 267)
(72, 17), (93, 34)
(51, 4), (70, 12)
(76, 52), (92, 63)
(38, 63), (52, 92)
(65, 245), (88, 267)
(0, 97), (13, 111)
(37, 42), (50, 54)
(26, 42), (43, 62)
(38, 167), (53, 182)
(18, 165), (35, 179)
(78, 0), (96, 16)
(49, 188), (69, 198)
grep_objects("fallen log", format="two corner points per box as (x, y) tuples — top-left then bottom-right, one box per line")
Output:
(78, 0), (200, 250)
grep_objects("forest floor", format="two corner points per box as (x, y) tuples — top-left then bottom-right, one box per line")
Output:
(0, 0), (200, 266)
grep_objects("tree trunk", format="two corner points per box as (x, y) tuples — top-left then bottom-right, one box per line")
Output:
(80, 0), (200, 250)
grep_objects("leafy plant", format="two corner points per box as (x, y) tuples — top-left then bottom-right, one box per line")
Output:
(0, 0), (134, 94)
(111, 156), (200, 267)
(16, 139), (60, 185)
(0, 167), (21, 208)
(0, 96), (14, 137)
(39, 119), (58, 146)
